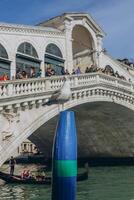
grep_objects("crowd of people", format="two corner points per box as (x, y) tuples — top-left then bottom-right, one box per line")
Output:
(16, 67), (42, 79)
(45, 66), (82, 76)
(117, 58), (134, 69)
(45, 65), (128, 81)
(84, 65), (127, 81)
(0, 64), (130, 82)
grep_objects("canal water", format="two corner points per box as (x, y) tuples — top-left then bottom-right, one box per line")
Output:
(0, 165), (134, 200)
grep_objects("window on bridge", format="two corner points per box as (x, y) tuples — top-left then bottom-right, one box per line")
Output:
(0, 44), (10, 79)
(16, 42), (41, 79)
(45, 43), (64, 75)
(17, 42), (38, 58)
(0, 44), (8, 59)
(105, 65), (114, 74)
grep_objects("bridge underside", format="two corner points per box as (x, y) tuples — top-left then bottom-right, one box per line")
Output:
(29, 102), (134, 159)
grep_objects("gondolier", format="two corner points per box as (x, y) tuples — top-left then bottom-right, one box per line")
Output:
(9, 156), (16, 176)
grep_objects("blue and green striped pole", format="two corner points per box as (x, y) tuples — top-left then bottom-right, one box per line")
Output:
(52, 111), (77, 200)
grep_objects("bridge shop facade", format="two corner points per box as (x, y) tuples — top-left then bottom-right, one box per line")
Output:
(0, 13), (133, 80)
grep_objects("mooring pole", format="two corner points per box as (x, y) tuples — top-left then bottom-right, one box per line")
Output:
(52, 111), (77, 200)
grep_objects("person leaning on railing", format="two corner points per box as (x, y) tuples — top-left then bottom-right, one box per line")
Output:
(0, 73), (9, 81)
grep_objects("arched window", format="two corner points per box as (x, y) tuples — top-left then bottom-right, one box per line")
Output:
(105, 65), (114, 73)
(17, 42), (38, 58)
(46, 43), (63, 58)
(16, 42), (41, 78)
(0, 44), (8, 59)
(0, 44), (10, 79)
(45, 43), (64, 75)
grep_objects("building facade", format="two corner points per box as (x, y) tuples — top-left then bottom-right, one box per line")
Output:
(13, 139), (37, 157)
(0, 13), (106, 80)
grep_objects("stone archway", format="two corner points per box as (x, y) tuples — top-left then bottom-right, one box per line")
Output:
(72, 25), (95, 72)
(30, 101), (134, 159)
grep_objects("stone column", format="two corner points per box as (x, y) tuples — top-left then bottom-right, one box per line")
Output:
(96, 34), (103, 68)
(40, 52), (45, 77)
(64, 20), (73, 73)
(40, 61), (45, 77)
(10, 55), (16, 80)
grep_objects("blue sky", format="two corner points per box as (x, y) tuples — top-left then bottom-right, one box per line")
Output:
(0, 0), (133, 59)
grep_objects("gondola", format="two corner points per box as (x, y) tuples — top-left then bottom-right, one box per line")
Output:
(0, 170), (88, 184)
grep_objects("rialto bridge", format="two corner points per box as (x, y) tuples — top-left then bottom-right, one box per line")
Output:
(0, 12), (133, 80)
(0, 13), (134, 166)
(0, 73), (134, 166)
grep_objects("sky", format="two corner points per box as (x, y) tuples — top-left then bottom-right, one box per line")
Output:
(0, 0), (133, 60)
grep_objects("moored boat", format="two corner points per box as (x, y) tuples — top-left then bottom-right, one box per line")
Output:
(0, 170), (88, 184)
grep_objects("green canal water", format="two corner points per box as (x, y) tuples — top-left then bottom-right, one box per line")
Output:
(1, 165), (134, 200)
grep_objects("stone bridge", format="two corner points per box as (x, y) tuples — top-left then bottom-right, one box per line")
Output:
(0, 73), (134, 166)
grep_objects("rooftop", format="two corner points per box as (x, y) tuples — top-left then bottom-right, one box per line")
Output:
(38, 12), (105, 36)
(0, 22), (61, 33)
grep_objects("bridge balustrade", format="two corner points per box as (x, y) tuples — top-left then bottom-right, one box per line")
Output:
(0, 73), (133, 99)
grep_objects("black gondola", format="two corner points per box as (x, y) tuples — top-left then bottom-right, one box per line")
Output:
(0, 170), (88, 184)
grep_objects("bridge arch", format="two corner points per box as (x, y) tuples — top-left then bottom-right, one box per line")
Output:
(30, 100), (134, 158)
(72, 24), (96, 72)
(0, 72), (134, 166)
(0, 91), (134, 166)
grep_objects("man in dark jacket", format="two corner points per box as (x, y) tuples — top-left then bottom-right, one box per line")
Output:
(9, 156), (16, 176)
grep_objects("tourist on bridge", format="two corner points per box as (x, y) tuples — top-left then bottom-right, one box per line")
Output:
(65, 69), (70, 75)
(85, 67), (90, 73)
(61, 67), (66, 75)
(37, 69), (42, 78)
(72, 69), (76, 75)
(75, 66), (82, 74)
(30, 67), (36, 78)
(9, 156), (16, 176)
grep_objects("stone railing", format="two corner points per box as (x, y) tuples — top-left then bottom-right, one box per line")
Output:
(0, 76), (65, 98)
(0, 73), (133, 100)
